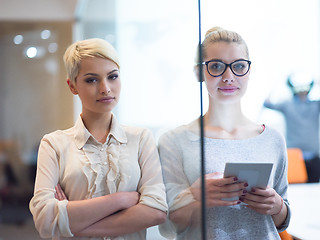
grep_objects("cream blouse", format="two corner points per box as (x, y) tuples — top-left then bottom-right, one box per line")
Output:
(29, 114), (167, 240)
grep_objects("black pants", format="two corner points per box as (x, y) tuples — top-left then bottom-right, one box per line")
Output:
(305, 156), (320, 183)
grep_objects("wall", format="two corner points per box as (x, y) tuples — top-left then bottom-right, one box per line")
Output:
(0, 22), (74, 162)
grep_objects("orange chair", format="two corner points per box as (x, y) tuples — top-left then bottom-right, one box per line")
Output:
(286, 148), (308, 184)
(279, 230), (294, 240)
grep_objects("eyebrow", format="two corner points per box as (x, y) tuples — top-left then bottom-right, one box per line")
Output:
(205, 58), (247, 63)
(108, 69), (119, 75)
(83, 69), (119, 77)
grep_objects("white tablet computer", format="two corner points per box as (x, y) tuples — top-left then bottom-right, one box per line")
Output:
(223, 162), (273, 203)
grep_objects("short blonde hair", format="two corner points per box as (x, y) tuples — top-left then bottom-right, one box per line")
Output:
(63, 38), (120, 83)
(195, 26), (249, 64)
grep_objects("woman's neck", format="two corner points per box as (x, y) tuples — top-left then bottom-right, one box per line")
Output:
(204, 103), (260, 139)
(205, 103), (245, 129)
(81, 111), (112, 143)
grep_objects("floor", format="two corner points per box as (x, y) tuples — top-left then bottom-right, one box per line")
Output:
(0, 218), (42, 240)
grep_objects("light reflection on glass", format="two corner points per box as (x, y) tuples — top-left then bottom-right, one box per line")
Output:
(48, 42), (58, 53)
(26, 47), (37, 58)
(13, 35), (23, 44)
(41, 30), (51, 39)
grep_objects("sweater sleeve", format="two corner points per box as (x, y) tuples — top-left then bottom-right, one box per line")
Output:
(158, 129), (197, 239)
(158, 130), (196, 212)
(271, 130), (291, 232)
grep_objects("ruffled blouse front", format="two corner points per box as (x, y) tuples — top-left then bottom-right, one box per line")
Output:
(81, 132), (131, 199)
(29, 114), (167, 240)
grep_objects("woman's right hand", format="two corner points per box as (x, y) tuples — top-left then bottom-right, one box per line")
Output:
(55, 184), (68, 201)
(190, 172), (247, 207)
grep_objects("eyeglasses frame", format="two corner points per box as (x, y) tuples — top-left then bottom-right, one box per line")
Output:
(202, 59), (251, 77)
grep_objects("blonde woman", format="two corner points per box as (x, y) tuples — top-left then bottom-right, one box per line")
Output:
(30, 38), (167, 240)
(159, 27), (290, 239)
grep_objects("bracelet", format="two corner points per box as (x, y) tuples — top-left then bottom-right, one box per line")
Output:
(272, 197), (283, 216)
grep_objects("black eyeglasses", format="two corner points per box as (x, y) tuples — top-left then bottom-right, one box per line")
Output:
(202, 59), (251, 77)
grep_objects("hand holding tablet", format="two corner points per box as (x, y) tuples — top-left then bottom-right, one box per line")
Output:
(223, 162), (273, 203)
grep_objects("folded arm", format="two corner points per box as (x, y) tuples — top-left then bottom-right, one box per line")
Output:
(75, 203), (166, 237)
(55, 183), (166, 237)
(66, 191), (140, 233)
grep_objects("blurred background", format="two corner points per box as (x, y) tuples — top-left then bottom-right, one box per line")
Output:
(0, 0), (320, 239)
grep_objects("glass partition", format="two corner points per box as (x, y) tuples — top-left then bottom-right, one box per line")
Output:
(0, 0), (320, 238)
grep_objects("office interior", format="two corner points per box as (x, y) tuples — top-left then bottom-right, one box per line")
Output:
(0, 0), (320, 239)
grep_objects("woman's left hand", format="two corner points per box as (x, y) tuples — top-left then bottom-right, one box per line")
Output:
(240, 186), (283, 216)
(55, 184), (68, 201)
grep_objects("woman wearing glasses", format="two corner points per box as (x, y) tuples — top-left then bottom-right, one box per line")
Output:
(158, 27), (290, 239)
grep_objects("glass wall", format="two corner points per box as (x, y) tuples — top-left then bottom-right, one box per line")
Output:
(0, 0), (319, 239)
(75, 0), (320, 138)
(114, 0), (320, 136)
(77, 1), (320, 239)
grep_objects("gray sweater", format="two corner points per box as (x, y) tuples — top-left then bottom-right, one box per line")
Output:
(158, 119), (291, 240)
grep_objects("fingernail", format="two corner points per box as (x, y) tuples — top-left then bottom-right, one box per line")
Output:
(234, 177), (238, 181)
(243, 189), (247, 194)
(251, 188), (256, 192)
(239, 197), (244, 201)
(237, 201), (241, 204)
(244, 183), (248, 187)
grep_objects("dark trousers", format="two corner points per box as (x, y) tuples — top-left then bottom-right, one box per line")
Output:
(305, 156), (320, 183)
